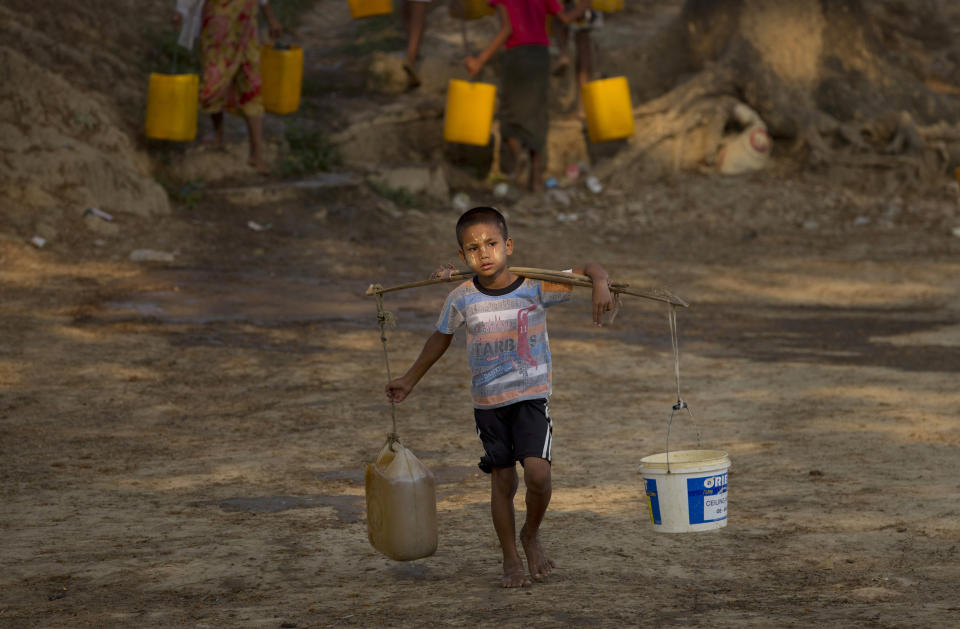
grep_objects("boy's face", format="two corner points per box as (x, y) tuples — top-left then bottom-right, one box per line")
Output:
(458, 222), (513, 281)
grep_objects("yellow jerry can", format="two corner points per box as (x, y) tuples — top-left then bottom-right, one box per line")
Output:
(145, 73), (198, 141)
(260, 45), (303, 115)
(348, 0), (393, 19)
(449, 0), (494, 20)
(581, 76), (634, 143)
(365, 438), (438, 561)
(592, 0), (625, 11)
(443, 79), (496, 146)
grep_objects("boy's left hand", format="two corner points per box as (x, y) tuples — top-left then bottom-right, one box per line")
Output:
(592, 281), (613, 326)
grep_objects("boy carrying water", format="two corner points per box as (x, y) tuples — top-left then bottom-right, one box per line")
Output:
(385, 207), (612, 587)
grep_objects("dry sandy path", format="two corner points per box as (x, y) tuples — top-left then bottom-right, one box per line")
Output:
(2, 169), (960, 627)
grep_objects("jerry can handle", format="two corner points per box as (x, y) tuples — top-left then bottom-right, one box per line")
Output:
(272, 33), (294, 50)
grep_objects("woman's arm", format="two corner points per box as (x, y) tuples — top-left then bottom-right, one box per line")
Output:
(172, 0), (200, 24)
(260, 1), (283, 39)
(554, 0), (591, 26)
(466, 5), (512, 76)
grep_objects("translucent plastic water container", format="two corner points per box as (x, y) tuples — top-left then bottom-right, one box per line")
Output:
(443, 79), (496, 146)
(365, 439), (437, 561)
(581, 76), (634, 143)
(261, 45), (303, 115)
(348, 0), (393, 19)
(145, 73), (198, 141)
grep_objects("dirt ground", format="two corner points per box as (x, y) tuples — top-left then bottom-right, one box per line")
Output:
(3, 1), (960, 628)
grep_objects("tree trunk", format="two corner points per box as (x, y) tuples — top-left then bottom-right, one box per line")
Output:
(606, 0), (960, 183)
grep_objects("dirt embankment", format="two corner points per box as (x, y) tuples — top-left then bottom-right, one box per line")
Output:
(1, 1), (178, 243)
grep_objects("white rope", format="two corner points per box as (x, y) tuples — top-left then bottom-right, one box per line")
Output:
(669, 305), (681, 403)
(665, 304), (700, 473)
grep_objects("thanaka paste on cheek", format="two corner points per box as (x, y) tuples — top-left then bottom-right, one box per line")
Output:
(464, 232), (488, 268)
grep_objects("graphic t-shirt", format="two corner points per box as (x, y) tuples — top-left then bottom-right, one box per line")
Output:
(436, 276), (572, 408)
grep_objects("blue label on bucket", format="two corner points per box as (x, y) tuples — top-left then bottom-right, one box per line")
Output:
(687, 472), (727, 524)
(645, 478), (661, 525)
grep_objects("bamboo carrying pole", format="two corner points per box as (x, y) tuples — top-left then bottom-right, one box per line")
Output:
(365, 266), (689, 308)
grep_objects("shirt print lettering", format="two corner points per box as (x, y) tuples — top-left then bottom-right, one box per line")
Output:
(436, 278), (573, 408)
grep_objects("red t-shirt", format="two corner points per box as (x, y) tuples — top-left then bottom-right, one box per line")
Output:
(490, 0), (564, 49)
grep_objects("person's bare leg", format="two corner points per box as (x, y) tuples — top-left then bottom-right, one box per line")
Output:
(553, 23), (570, 75)
(243, 114), (268, 173)
(403, 1), (426, 87)
(491, 465), (528, 588)
(575, 31), (592, 118)
(529, 150), (543, 193)
(504, 137), (525, 183)
(204, 112), (225, 145)
(519, 457), (554, 581)
(404, 1), (426, 65)
(402, 0), (412, 32)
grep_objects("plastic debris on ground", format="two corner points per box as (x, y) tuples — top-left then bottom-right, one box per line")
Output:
(716, 103), (772, 175)
(585, 175), (603, 194)
(452, 192), (471, 212)
(83, 208), (114, 222)
(546, 189), (571, 206)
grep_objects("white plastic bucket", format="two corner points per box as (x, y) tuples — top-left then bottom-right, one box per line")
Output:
(639, 449), (730, 533)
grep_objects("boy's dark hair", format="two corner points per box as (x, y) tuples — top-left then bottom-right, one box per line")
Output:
(456, 206), (508, 247)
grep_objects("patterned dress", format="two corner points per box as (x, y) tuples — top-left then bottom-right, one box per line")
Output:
(199, 0), (264, 117)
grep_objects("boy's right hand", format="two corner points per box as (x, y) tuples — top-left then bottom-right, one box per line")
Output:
(385, 378), (413, 403)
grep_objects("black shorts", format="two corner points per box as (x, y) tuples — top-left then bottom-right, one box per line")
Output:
(474, 398), (553, 474)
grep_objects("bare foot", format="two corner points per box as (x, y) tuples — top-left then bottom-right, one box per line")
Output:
(402, 63), (421, 89)
(502, 555), (530, 588)
(520, 525), (555, 581)
(247, 157), (270, 175)
(512, 153), (530, 186)
(201, 131), (223, 146)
